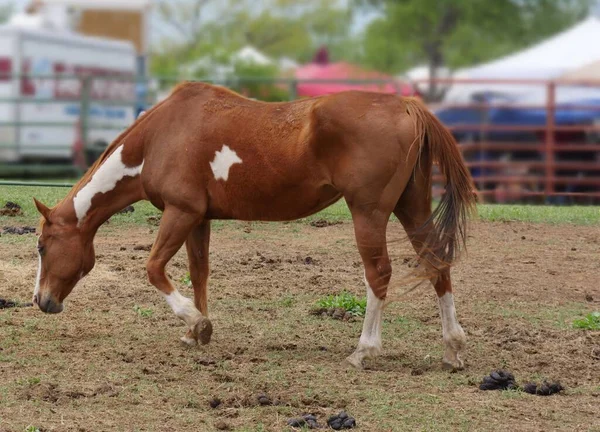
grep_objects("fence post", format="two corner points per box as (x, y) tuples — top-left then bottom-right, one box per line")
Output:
(288, 80), (297, 100)
(478, 98), (490, 201)
(79, 76), (91, 170)
(545, 82), (556, 201)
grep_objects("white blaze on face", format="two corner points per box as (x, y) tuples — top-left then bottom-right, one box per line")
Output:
(33, 252), (42, 302)
(73, 145), (143, 226)
(163, 290), (202, 327)
(209, 145), (242, 181)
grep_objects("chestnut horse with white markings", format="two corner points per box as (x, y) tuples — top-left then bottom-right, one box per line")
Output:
(33, 82), (475, 370)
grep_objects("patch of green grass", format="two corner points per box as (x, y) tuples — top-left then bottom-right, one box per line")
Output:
(181, 273), (192, 287)
(572, 312), (600, 330)
(16, 377), (41, 386)
(280, 295), (295, 307)
(0, 184), (160, 226)
(2, 184), (600, 227)
(316, 291), (367, 317)
(133, 305), (154, 318)
(477, 204), (600, 225)
(25, 426), (41, 432)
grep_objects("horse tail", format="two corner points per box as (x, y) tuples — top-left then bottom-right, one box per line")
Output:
(404, 97), (477, 268)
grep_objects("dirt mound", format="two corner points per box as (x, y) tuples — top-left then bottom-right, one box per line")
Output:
(522, 381), (564, 396)
(0, 201), (23, 216)
(310, 218), (343, 228)
(479, 370), (517, 390)
(117, 205), (135, 214)
(2, 226), (36, 235)
(0, 298), (33, 309)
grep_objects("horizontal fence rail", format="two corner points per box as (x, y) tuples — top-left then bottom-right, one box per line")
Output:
(420, 77), (600, 204)
(0, 74), (599, 204)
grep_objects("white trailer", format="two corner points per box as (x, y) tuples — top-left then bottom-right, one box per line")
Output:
(0, 25), (137, 163)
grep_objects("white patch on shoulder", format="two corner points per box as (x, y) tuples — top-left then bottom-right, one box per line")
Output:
(73, 145), (143, 226)
(209, 144), (242, 181)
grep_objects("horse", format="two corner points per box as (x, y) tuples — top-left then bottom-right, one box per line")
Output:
(32, 82), (476, 370)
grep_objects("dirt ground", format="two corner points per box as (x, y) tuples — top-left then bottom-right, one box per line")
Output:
(1, 219), (599, 431)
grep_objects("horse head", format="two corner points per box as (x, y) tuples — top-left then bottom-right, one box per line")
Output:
(32, 198), (95, 313)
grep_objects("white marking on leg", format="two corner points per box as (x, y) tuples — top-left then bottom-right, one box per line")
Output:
(209, 145), (242, 181)
(438, 292), (466, 368)
(73, 145), (143, 226)
(163, 290), (202, 328)
(346, 273), (384, 367)
(438, 292), (461, 340)
(358, 275), (384, 352)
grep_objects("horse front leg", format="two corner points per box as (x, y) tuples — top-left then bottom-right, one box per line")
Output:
(146, 206), (213, 346)
(181, 220), (212, 346)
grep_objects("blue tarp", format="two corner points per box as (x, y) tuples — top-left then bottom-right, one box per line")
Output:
(435, 94), (600, 140)
(435, 94), (600, 141)
(434, 94), (600, 185)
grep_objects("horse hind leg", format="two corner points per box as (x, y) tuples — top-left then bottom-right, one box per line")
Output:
(344, 206), (392, 370)
(146, 206), (212, 346)
(394, 177), (466, 370)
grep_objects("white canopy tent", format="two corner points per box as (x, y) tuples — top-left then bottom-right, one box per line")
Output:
(561, 59), (600, 80)
(445, 16), (600, 105)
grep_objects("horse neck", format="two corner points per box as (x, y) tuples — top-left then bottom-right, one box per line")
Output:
(65, 143), (145, 235)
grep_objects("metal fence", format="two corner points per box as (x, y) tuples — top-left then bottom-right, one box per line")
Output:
(0, 73), (140, 176)
(418, 78), (600, 204)
(1, 74), (600, 204)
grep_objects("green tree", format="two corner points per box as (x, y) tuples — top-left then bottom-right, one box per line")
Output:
(358, 0), (592, 100)
(152, 0), (356, 78)
(0, 2), (14, 24)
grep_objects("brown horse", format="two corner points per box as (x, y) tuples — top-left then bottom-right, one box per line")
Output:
(33, 82), (475, 370)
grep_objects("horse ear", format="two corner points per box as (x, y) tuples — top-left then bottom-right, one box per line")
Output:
(33, 198), (51, 221)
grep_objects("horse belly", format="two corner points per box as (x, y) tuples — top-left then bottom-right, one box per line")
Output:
(207, 182), (341, 222)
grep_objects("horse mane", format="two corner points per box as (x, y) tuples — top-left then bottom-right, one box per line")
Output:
(62, 80), (304, 205)
(63, 87), (182, 202)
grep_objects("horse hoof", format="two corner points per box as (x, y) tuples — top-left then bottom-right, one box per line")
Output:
(442, 357), (464, 371)
(194, 317), (213, 345)
(180, 334), (197, 347)
(343, 354), (364, 370)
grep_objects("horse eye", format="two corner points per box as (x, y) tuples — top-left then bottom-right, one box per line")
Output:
(37, 244), (45, 254)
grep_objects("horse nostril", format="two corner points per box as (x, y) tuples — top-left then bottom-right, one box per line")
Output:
(33, 294), (39, 305)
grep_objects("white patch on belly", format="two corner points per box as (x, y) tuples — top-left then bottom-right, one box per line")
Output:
(209, 145), (242, 181)
(73, 145), (143, 226)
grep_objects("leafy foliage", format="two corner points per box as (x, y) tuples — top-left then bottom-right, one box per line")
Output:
(152, 0), (354, 80)
(0, 3), (13, 25)
(572, 312), (600, 330)
(133, 305), (154, 318)
(358, 0), (592, 99)
(316, 292), (367, 317)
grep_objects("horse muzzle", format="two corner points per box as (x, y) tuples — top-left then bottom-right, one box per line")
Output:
(35, 294), (64, 314)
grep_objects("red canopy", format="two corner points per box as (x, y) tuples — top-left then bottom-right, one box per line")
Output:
(294, 52), (415, 97)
